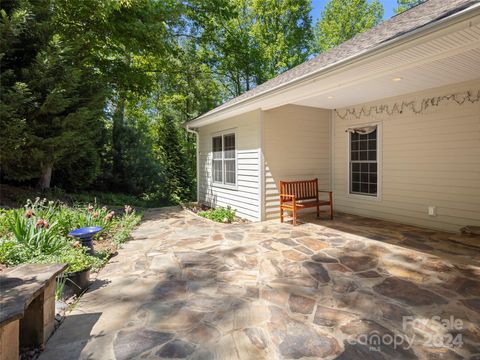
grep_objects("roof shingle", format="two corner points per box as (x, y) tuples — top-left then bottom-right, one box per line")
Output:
(195, 0), (478, 121)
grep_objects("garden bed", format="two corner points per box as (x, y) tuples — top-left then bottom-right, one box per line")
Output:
(0, 197), (142, 304)
(183, 202), (249, 224)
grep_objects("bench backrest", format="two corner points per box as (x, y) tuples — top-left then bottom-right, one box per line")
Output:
(280, 179), (318, 201)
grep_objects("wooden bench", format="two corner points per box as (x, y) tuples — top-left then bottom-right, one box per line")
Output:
(0, 264), (67, 360)
(279, 178), (333, 225)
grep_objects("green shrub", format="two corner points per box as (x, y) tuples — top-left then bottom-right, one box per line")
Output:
(54, 203), (113, 235)
(27, 246), (98, 273)
(0, 239), (18, 265)
(0, 209), (13, 237)
(8, 209), (69, 255)
(107, 210), (142, 245)
(198, 207), (236, 223)
(1, 197), (142, 276)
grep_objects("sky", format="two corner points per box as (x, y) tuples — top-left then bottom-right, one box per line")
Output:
(310, 0), (398, 22)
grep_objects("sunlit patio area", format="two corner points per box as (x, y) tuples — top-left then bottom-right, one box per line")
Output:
(40, 207), (480, 359)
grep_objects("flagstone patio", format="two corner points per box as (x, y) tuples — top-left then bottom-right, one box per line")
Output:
(40, 207), (480, 359)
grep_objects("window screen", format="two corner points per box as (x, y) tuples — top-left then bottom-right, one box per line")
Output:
(212, 133), (236, 185)
(350, 128), (377, 196)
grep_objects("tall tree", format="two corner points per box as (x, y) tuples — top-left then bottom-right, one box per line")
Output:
(312, 0), (383, 54)
(251, 0), (312, 84)
(0, 0), (106, 189)
(53, 0), (182, 192)
(157, 113), (193, 203)
(0, 0), (183, 190)
(395, 0), (424, 14)
(198, 0), (312, 97)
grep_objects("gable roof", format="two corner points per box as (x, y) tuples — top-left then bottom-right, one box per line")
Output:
(188, 0), (479, 126)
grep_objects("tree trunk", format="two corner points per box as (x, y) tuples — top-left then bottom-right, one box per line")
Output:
(38, 163), (53, 190)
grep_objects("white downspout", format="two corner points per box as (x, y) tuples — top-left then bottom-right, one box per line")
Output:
(186, 125), (200, 203)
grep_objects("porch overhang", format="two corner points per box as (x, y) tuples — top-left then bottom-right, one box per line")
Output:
(187, 4), (480, 128)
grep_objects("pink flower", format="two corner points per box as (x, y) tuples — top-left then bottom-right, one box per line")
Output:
(124, 205), (133, 215)
(104, 211), (115, 221)
(25, 209), (34, 218)
(87, 204), (94, 213)
(35, 219), (49, 229)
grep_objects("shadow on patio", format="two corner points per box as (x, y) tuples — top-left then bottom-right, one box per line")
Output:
(40, 208), (480, 359)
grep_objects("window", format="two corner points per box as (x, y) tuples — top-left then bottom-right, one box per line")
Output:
(212, 133), (236, 186)
(350, 127), (378, 196)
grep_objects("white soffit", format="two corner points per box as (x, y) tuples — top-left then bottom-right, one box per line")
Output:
(189, 13), (480, 127)
(291, 22), (480, 109)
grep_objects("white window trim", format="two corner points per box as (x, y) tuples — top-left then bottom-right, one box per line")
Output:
(211, 130), (238, 190)
(346, 122), (382, 201)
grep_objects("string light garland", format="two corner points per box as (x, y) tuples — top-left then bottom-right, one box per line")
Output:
(335, 90), (480, 120)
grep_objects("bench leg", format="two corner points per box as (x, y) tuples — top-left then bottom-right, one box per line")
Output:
(0, 320), (19, 360)
(316, 205), (320, 218)
(19, 278), (56, 349)
(292, 209), (297, 226)
(280, 207), (284, 223)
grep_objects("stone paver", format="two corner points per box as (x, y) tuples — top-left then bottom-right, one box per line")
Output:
(40, 208), (480, 359)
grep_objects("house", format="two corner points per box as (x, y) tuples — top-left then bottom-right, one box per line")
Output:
(185, 0), (480, 232)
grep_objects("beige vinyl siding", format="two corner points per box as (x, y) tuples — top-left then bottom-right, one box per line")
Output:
(262, 105), (331, 220)
(333, 80), (480, 232)
(198, 110), (261, 221)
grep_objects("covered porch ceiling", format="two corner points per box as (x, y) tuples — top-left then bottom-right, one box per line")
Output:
(189, 11), (480, 127)
(275, 18), (480, 111)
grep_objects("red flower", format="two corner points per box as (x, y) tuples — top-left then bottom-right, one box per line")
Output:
(25, 209), (34, 218)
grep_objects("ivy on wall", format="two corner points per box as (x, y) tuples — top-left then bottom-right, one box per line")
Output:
(335, 90), (480, 120)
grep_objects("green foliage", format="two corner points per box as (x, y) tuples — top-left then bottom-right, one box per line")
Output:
(27, 246), (98, 273)
(312, 0), (383, 54)
(109, 211), (143, 245)
(0, 239), (18, 265)
(251, 0), (313, 83)
(0, 198), (142, 273)
(0, 0), (105, 188)
(69, 191), (163, 209)
(8, 210), (68, 255)
(156, 114), (194, 203)
(1, 0), (390, 203)
(197, 0), (312, 97)
(199, 207), (236, 223)
(395, 0), (424, 14)
(0, 184), (165, 210)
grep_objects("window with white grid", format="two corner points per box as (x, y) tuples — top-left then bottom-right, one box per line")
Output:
(350, 128), (378, 196)
(212, 133), (236, 186)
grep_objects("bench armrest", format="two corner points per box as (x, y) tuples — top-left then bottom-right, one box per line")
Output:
(279, 194), (296, 202)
